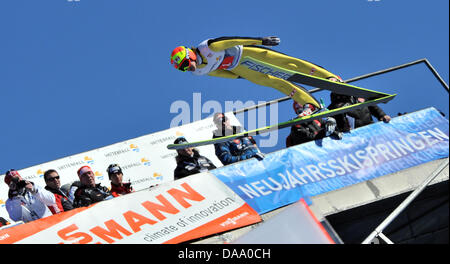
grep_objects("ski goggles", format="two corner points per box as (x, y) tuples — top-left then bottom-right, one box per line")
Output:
(171, 46), (196, 72)
(174, 58), (192, 72)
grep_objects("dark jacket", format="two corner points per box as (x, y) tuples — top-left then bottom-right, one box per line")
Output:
(213, 126), (259, 165)
(286, 119), (327, 147)
(45, 186), (74, 214)
(71, 182), (113, 208)
(347, 105), (387, 128)
(174, 149), (217, 180)
(328, 93), (387, 132)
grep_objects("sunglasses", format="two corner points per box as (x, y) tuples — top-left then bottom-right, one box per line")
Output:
(46, 176), (60, 182)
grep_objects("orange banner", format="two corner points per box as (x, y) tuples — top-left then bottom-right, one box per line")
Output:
(0, 172), (261, 244)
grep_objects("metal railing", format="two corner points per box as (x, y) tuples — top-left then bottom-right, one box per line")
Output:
(232, 58), (449, 244)
(234, 58), (449, 115)
(362, 158), (449, 244)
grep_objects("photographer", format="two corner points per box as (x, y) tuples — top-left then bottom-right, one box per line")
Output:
(4, 169), (55, 223)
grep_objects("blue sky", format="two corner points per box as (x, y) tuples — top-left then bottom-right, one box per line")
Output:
(0, 0), (448, 174)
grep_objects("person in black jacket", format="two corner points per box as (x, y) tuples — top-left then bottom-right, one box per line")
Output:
(328, 92), (391, 132)
(173, 137), (217, 180)
(286, 102), (340, 147)
(69, 166), (113, 208)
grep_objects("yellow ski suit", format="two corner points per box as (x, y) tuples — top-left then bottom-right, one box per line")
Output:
(191, 37), (341, 108)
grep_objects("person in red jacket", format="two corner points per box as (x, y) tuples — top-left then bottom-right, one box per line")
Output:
(286, 102), (341, 147)
(43, 169), (74, 214)
(106, 164), (133, 197)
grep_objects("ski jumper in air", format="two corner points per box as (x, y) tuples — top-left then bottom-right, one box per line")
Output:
(170, 36), (343, 109)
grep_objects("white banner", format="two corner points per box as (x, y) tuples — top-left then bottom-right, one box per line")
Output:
(0, 172), (261, 244)
(0, 113), (242, 224)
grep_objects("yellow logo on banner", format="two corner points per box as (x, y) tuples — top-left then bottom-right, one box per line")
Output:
(37, 169), (44, 178)
(141, 158), (151, 166)
(94, 171), (104, 181)
(84, 156), (94, 165)
(153, 172), (162, 181)
(0, 199), (5, 206)
(130, 144), (140, 152)
(176, 131), (184, 136)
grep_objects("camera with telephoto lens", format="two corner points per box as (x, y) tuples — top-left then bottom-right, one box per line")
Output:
(16, 180), (27, 189)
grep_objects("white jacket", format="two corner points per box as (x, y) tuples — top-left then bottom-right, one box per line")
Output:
(5, 183), (55, 223)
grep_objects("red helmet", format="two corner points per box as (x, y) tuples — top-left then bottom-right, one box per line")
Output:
(293, 102), (316, 117)
(170, 46), (197, 72)
(293, 102), (303, 115)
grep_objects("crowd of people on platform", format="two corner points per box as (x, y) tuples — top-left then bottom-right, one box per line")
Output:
(1, 163), (133, 228)
(1, 95), (392, 228)
(173, 91), (393, 179)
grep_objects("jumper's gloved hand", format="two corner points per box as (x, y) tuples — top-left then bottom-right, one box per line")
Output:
(262, 36), (280, 46)
(324, 117), (337, 137)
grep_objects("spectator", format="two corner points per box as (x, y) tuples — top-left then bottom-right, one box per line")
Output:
(328, 92), (391, 132)
(43, 169), (74, 214)
(106, 164), (133, 197)
(173, 137), (217, 180)
(69, 166), (113, 208)
(286, 102), (340, 147)
(212, 112), (263, 165)
(4, 169), (55, 223)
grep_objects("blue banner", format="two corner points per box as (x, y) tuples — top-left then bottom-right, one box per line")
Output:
(211, 107), (449, 214)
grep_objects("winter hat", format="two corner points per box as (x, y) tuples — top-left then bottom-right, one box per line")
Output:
(174, 136), (188, 145)
(293, 102), (304, 115)
(77, 166), (93, 178)
(4, 169), (20, 186)
(107, 164), (122, 175)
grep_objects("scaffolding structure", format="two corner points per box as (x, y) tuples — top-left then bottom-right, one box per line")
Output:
(234, 58), (448, 115)
(232, 58), (449, 244)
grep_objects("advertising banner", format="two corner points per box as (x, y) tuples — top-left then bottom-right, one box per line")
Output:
(0, 172), (261, 244)
(212, 107), (449, 214)
(0, 113), (242, 224)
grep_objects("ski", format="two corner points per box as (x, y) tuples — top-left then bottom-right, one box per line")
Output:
(168, 56), (396, 150)
(167, 93), (396, 150)
(240, 56), (391, 99)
